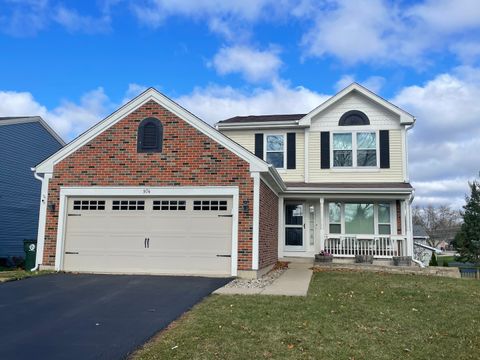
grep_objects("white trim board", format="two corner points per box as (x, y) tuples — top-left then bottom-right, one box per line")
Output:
(54, 186), (240, 276)
(35, 88), (269, 174)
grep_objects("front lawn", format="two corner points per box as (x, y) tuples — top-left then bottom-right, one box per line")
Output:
(0, 270), (52, 282)
(134, 271), (480, 360)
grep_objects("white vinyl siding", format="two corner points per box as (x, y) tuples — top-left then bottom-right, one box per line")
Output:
(221, 129), (305, 182)
(310, 92), (403, 130)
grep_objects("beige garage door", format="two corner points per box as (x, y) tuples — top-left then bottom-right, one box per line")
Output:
(63, 197), (233, 276)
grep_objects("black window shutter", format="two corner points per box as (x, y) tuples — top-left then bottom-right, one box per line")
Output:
(287, 133), (296, 169)
(254, 133), (264, 159)
(379, 130), (390, 168)
(320, 131), (330, 169)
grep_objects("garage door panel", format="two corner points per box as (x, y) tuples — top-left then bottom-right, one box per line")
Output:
(63, 196), (233, 275)
(142, 253), (230, 275)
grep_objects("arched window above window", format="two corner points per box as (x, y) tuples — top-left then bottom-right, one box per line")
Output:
(137, 117), (163, 153)
(339, 110), (370, 126)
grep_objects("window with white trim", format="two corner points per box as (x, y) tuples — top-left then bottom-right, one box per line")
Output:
(333, 133), (352, 167)
(328, 202), (342, 234)
(345, 203), (374, 234)
(327, 202), (393, 235)
(265, 134), (285, 168)
(332, 131), (377, 168)
(377, 203), (391, 235)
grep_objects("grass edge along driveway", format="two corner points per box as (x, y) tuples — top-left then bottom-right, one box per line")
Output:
(134, 271), (480, 360)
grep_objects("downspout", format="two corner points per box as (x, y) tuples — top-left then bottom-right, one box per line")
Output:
(31, 168), (44, 271)
(405, 121), (424, 267)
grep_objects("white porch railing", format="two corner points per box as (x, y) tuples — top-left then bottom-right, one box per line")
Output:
(324, 235), (406, 258)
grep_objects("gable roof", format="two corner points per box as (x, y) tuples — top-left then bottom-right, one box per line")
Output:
(0, 116), (65, 145)
(413, 224), (429, 238)
(298, 82), (415, 126)
(217, 114), (306, 125)
(34, 88), (273, 176)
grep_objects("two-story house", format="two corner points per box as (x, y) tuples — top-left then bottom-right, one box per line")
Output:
(217, 83), (415, 266)
(32, 83), (415, 278)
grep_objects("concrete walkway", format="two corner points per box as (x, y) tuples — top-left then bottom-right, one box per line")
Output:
(215, 261), (313, 297)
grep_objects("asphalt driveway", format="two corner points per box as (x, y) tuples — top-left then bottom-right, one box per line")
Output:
(0, 273), (230, 360)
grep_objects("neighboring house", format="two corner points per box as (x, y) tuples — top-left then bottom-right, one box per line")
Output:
(413, 224), (430, 244)
(0, 117), (64, 263)
(33, 83), (416, 278)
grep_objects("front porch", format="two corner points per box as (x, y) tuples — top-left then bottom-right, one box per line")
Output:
(324, 234), (407, 258)
(278, 190), (414, 265)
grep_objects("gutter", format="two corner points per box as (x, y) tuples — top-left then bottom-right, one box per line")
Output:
(216, 120), (307, 131)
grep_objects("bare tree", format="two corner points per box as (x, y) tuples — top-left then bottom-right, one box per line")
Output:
(413, 205), (462, 248)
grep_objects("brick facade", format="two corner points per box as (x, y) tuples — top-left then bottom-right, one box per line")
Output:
(43, 100), (254, 270)
(258, 180), (278, 269)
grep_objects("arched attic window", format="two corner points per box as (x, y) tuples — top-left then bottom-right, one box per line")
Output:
(338, 110), (370, 126)
(137, 117), (163, 153)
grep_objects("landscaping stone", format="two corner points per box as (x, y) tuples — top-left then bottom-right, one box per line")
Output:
(314, 263), (461, 279)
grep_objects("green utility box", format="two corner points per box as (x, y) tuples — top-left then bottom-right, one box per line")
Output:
(23, 239), (37, 271)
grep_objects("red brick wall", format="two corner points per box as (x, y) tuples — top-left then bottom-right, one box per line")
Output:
(258, 180), (278, 269)
(43, 100), (254, 270)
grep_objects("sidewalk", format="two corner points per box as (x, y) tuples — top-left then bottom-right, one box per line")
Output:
(214, 261), (313, 297)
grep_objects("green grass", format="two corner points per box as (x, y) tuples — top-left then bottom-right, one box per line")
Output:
(437, 255), (455, 266)
(134, 271), (480, 360)
(437, 256), (480, 269)
(0, 270), (52, 282)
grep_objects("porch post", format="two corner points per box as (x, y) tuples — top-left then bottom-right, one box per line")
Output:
(319, 197), (325, 252)
(278, 196), (284, 259)
(405, 199), (413, 256)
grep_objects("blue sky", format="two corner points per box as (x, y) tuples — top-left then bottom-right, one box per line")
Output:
(1, 0), (480, 207)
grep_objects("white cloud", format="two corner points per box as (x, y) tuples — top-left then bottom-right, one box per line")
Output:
(0, 1), (113, 36)
(53, 6), (111, 34)
(0, 88), (114, 141)
(392, 67), (480, 207)
(408, 0), (480, 33)
(211, 45), (282, 83)
(175, 80), (328, 123)
(302, 0), (480, 66)
(130, 0), (274, 28)
(122, 83), (149, 103)
(129, 0), (303, 41)
(0, 0), (49, 36)
(302, 0), (399, 65)
(335, 75), (385, 93)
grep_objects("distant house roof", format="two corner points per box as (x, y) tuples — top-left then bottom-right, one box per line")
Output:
(217, 114), (307, 124)
(0, 116), (65, 145)
(413, 224), (429, 239)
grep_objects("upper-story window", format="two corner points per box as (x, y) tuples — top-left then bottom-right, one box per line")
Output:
(332, 131), (377, 168)
(265, 134), (285, 168)
(339, 110), (370, 126)
(137, 117), (163, 153)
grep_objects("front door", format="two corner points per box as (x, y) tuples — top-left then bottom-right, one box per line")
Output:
(284, 202), (304, 251)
